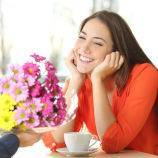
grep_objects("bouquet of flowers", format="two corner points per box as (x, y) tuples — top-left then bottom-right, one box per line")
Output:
(0, 54), (66, 131)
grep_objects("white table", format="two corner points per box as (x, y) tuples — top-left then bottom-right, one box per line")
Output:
(13, 140), (158, 158)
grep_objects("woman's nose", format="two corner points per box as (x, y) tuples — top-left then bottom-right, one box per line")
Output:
(80, 42), (91, 54)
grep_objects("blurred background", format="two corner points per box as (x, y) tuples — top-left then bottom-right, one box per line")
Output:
(0, 0), (158, 79)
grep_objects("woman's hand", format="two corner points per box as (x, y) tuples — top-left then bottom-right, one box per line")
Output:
(91, 51), (124, 81)
(16, 129), (42, 147)
(65, 49), (85, 91)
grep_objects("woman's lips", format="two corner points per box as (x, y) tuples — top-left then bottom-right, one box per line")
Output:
(79, 54), (94, 63)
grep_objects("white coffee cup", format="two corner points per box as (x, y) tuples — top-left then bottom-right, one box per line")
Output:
(64, 132), (97, 152)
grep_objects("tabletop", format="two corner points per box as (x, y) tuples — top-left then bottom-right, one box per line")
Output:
(13, 141), (158, 158)
(47, 150), (158, 158)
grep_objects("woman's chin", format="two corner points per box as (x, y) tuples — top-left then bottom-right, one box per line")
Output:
(77, 66), (92, 74)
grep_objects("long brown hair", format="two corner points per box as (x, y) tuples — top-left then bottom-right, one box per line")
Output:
(80, 10), (153, 90)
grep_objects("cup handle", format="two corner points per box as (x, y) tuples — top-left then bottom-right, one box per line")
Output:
(89, 135), (98, 149)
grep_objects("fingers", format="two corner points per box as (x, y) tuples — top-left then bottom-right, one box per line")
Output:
(104, 51), (124, 70)
(104, 53), (111, 64)
(118, 55), (124, 69)
(65, 49), (77, 72)
(114, 51), (120, 66)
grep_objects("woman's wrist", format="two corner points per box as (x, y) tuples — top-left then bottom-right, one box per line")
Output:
(69, 78), (83, 93)
(91, 76), (104, 85)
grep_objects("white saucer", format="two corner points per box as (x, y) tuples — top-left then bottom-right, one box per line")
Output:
(56, 147), (98, 156)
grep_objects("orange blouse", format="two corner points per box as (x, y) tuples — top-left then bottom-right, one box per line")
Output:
(42, 63), (158, 155)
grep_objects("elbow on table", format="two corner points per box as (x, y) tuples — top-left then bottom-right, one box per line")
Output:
(102, 145), (123, 154)
(101, 138), (124, 154)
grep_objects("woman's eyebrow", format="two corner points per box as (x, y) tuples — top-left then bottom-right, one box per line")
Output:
(93, 37), (106, 43)
(80, 31), (106, 43)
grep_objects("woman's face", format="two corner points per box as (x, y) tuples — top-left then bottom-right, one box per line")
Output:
(74, 18), (113, 74)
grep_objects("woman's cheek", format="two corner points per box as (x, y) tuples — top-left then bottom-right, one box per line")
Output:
(97, 57), (105, 64)
(73, 40), (80, 50)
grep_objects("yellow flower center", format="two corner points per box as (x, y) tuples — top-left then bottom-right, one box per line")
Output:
(3, 83), (10, 89)
(30, 104), (35, 109)
(29, 118), (35, 123)
(29, 68), (33, 74)
(15, 88), (22, 95)
(13, 69), (18, 74)
(20, 113), (25, 119)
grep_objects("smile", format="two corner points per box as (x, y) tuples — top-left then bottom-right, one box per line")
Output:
(79, 55), (94, 63)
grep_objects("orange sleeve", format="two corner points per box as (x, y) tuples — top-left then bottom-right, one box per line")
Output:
(74, 90), (84, 131)
(102, 64), (158, 153)
(42, 132), (65, 152)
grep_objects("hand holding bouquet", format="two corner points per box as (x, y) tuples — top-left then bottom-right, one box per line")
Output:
(0, 54), (66, 132)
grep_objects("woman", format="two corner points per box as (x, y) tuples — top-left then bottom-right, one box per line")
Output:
(42, 10), (158, 155)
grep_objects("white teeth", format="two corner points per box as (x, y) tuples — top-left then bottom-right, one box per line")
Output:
(79, 55), (94, 62)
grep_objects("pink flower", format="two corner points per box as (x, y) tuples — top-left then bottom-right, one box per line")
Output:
(31, 53), (46, 62)
(9, 64), (24, 76)
(0, 53), (67, 130)
(10, 82), (28, 102)
(51, 116), (63, 126)
(45, 74), (59, 93)
(45, 61), (56, 73)
(23, 62), (40, 77)
(57, 97), (67, 109)
(42, 101), (53, 117)
(24, 98), (43, 112)
(0, 76), (14, 93)
(57, 109), (66, 119)
(14, 107), (30, 124)
(24, 75), (36, 86)
(24, 113), (40, 128)
(30, 81), (44, 97)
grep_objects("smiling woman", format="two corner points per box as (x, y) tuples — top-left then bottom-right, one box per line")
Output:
(74, 18), (113, 74)
(42, 10), (158, 155)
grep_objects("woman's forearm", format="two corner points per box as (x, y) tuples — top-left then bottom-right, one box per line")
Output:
(92, 78), (116, 140)
(50, 119), (75, 143)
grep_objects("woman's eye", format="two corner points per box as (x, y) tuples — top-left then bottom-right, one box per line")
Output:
(94, 42), (103, 46)
(78, 36), (86, 40)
